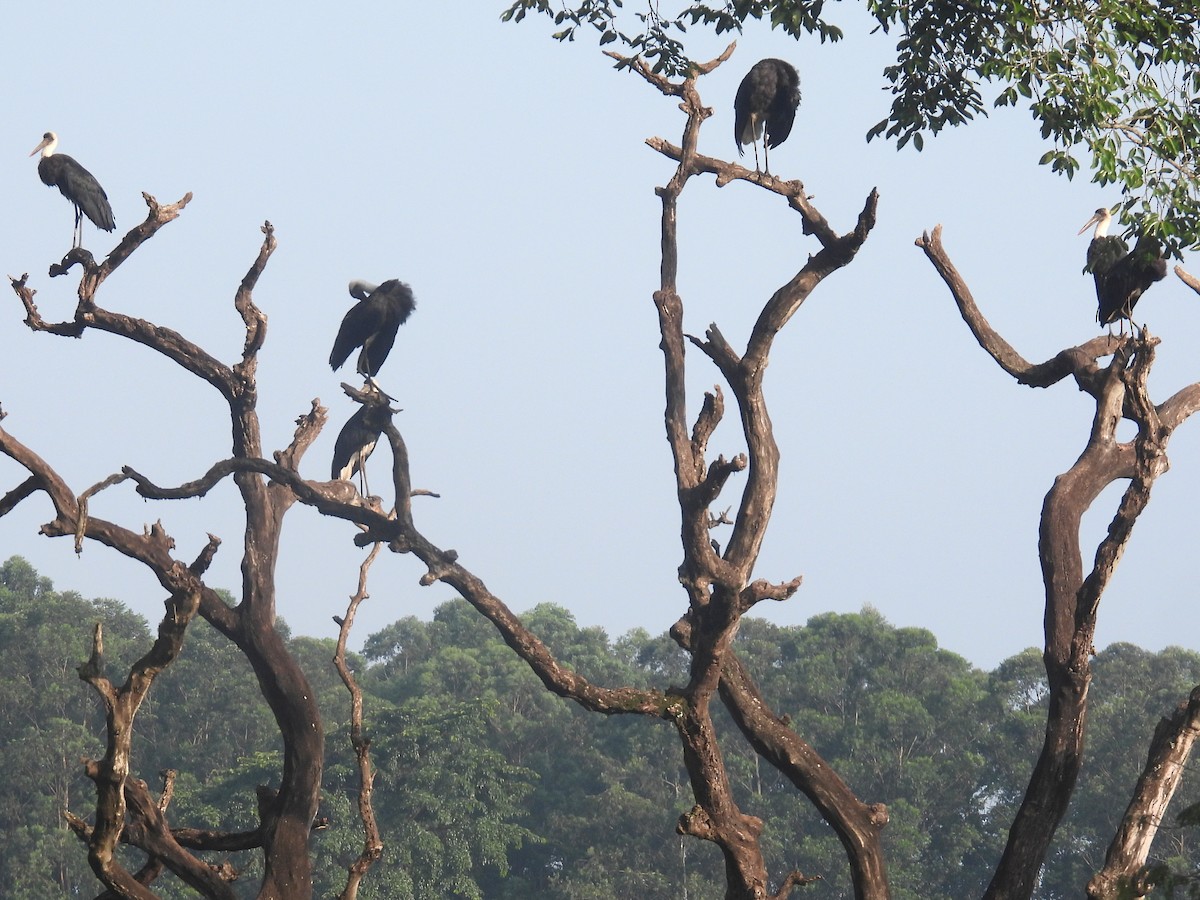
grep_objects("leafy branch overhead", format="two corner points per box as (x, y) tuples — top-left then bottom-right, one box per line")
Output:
(501, 0), (1200, 250)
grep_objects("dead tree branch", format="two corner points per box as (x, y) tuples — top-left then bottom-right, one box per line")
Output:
(918, 223), (1200, 900)
(1088, 686), (1200, 899)
(1175, 265), (1200, 296)
(333, 544), (385, 900)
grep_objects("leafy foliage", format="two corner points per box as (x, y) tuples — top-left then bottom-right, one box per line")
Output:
(500, 0), (842, 74)
(500, 0), (1200, 250)
(869, 0), (1200, 251)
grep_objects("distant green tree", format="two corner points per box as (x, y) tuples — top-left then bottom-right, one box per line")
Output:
(6, 553), (1200, 898)
(362, 599), (727, 898)
(138, 599), (279, 783)
(383, 698), (537, 898)
(722, 610), (996, 899)
(313, 696), (538, 900)
(0, 557), (150, 896)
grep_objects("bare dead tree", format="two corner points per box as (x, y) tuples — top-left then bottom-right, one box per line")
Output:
(619, 46), (891, 899)
(22, 38), (1197, 900)
(0, 45), (895, 900)
(3, 199), (334, 897)
(918, 227), (1200, 899)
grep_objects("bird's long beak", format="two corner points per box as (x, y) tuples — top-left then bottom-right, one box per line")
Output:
(28, 136), (51, 158)
(1077, 214), (1101, 235)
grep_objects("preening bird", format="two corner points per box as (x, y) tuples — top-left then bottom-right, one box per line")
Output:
(329, 279), (416, 380)
(29, 132), (115, 248)
(734, 58), (801, 175)
(331, 399), (394, 498)
(1078, 208), (1167, 328)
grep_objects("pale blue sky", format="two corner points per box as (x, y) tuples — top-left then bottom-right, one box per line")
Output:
(2, 3), (1196, 671)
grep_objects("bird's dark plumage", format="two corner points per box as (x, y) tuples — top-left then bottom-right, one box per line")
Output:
(331, 400), (394, 491)
(329, 279), (415, 378)
(734, 58), (801, 174)
(30, 132), (115, 247)
(1079, 208), (1167, 326)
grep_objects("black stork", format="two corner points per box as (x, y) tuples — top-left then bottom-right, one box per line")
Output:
(331, 398), (394, 498)
(29, 132), (115, 248)
(1078, 208), (1167, 329)
(329, 279), (416, 382)
(734, 58), (801, 175)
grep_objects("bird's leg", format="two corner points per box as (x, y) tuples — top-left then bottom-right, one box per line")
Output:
(359, 464), (370, 500)
(364, 375), (397, 403)
(72, 207), (82, 249)
(763, 140), (771, 177)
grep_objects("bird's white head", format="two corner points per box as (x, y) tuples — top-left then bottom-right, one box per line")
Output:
(1078, 207), (1114, 238)
(348, 279), (378, 301)
(29, 131), (58, 159)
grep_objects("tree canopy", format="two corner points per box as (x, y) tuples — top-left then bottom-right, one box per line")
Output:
(5, 558), (1199, 897)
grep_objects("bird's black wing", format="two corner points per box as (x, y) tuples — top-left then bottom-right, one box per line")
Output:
(54, 154), (116, 231)
(359, 307), (401, 377)
(331, 407), (368, 480)
(330, 281), (415, 375)
(733, 74), (757, 154)
(1084, 235), (1128, 276)
(765, 63), (801, 148)
(330, 298), (386, 371)
(1098, 237), (1167, 325)
(357, 281), (415, 376)
(375, 280), (416, 323)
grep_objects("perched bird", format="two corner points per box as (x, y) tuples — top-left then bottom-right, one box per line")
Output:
(734, 58), (801, 175)
(1078, 208), (1167, 328)
(329, 279), (416, 381)
(29, 132), (115, 248)
(331, 399), (394, 498)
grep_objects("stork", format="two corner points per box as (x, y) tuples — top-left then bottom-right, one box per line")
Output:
(1078, 208), (1167, 329)
(29, 132), (115, 249)
(331, 397), (394, 499)
(734, 59), (801, 175)
(329, 279), (415, 385)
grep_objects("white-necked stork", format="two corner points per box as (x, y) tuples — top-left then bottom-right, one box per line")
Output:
(1079, 208), (1167, 328)
(734, 59), (801, 175)
(29, 132), (115, 248)
(329, 279), (415, 381)
(331, 399), (394, 498)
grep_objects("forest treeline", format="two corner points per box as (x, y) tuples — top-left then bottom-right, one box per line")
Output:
(2, 554), (1197, 899)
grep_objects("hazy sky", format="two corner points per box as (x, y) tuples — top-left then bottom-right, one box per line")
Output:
(2, 3), (1196, 672)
